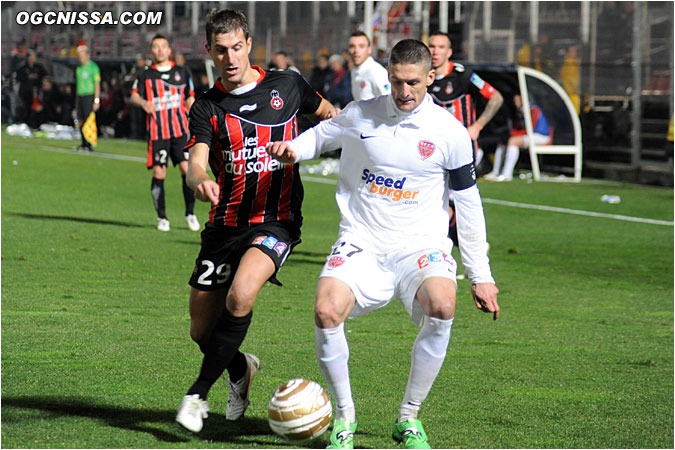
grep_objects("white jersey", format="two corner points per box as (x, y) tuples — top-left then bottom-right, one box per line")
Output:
(350, 56), (391, 101)
(290, 94), (494, 284)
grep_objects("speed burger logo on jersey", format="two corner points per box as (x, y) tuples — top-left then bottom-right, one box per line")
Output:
(418, 140), (436, 159)
(270, 89), (284, 110)
(361, 168), (420, 203)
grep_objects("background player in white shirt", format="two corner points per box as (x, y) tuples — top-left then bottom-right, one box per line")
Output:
(268, 39), (500, 449)
(348, 31), (391, 101)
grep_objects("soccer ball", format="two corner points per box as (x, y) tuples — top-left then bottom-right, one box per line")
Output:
(267, 378), (332, 441)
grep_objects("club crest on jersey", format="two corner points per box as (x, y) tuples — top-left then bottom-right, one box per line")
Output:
(418, 140), (436, 159)
(270, 89), (284, 110)
(360, 80), (366, 89)
(445, 82), (454, 95)
(327, 256), (345, 269)
(174, 72), (182, 82)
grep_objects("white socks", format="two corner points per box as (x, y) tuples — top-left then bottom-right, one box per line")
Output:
(399, 316), (453, 421)
(475, 148), (484, 166)
(316, 317), (453, 424)
(490, 144), (505, 176)
(501, 145), (520, 179)
(315, 323), (355, 422)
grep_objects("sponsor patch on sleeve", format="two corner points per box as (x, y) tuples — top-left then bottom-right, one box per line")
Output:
(470, 72), (485, 89)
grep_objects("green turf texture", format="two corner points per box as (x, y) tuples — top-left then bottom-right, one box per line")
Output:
(2, 132), (673, 449)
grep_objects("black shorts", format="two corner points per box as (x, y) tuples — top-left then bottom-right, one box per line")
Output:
(146, 136), (189, 169)
(76, 94), (94, 121)
(188, 221), (301, 291)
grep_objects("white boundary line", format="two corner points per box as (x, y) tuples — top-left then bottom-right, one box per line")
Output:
(481, 198), (674, 227)
(34, 144), (147, 162)
(10, 143), (674, 227)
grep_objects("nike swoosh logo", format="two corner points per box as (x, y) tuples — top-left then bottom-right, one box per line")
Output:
(360, 133), (377, 139)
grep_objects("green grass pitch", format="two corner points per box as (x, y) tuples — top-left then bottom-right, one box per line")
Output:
(2, 131), (673, 449)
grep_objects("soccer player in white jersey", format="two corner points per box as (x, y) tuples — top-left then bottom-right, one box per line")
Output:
(268, 39), (500, 449)
(348, 31), (391, 101)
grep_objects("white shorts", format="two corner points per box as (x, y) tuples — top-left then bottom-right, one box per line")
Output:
(319, 233), (457, 327)
(523, 133), (551, 147)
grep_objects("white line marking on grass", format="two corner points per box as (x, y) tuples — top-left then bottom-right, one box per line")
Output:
(481, 198), (674, 226)
(36, 144), (146, 162)
(301, 175), (339, 184)
(22, 143), (673, 227)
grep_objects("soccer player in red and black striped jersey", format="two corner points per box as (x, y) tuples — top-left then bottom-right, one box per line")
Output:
(131, 34), (199, 232)
(428, 31), (503, 167)
(428, 31), (503, 252)
(174, 9), (337, 433)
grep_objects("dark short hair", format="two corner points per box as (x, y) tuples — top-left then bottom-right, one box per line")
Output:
(151, 34), (170, 45)
(389, 39), (432, 72)
(349, 31), (371, 46)
(429, 31), (452, 46)
(205, 9), (249, 46)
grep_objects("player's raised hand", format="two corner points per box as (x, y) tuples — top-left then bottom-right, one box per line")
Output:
(471, 282), (500, 320)
(195, 179), (220, 205)
(266, 141), (298, 164)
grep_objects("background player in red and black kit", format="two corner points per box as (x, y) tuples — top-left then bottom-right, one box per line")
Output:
(175, 9), (337, 433)
(428, 31), (503, 251)
(131, 34), (199, 232)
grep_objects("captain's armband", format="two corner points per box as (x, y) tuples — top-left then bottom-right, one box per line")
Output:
(448, 163), (476, 191)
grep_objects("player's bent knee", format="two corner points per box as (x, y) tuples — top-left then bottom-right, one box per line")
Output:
(425, 295), (456, 320)
(314, 299), (345, 328)
(428, 302), (455, 320)
(226, 283), (258, 317)
(190, 322), (210, 344)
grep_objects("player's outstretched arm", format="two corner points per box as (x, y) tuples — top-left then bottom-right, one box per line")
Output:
(471, 283), (500, 320)
(266, 142), (298, 164)
(188, 142), (220, 204)
(314, 98), (339, 120)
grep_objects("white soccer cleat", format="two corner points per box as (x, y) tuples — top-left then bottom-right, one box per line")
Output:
(225, 353), (261, 421)
(176, 394), (209, 432)
(157, 218), (170, 231)
(185, 214), (200, 232)
(482, 172), (498, 181)
(495, 174), (513, 182)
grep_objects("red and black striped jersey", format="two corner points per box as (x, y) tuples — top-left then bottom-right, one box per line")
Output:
(429, 62), (497, 128)
(132, 61), (195, 141)
(187, 66), (323, 229)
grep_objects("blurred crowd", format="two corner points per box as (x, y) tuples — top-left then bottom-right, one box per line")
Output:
(2, 43), (356, 140)
(3, 47), (143, 139)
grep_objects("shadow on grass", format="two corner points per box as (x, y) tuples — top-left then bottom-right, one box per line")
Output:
(6, 212), (147, 229)
(1, 396), (305, 446)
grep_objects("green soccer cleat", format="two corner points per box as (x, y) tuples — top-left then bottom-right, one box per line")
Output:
(326, 419), (357, 449)
(392, 418), (431, 449)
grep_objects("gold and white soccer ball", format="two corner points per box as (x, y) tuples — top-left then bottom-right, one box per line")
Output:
(267, 378), (332, 441)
